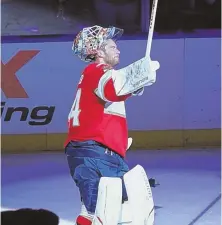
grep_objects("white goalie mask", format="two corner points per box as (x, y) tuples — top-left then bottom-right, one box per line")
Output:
(72, 25), (123, 62)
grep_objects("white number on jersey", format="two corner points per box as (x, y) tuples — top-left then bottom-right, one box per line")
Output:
(68, 88), (81, 126)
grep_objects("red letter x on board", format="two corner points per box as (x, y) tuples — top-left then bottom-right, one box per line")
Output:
(1, 50), (40, 98)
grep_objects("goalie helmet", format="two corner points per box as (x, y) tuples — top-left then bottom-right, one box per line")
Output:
(72, 25), (123, 62)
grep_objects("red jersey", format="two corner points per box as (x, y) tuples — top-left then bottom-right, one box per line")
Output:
(64, 63), (131, 157)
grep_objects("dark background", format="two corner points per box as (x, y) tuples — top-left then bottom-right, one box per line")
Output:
(1, 0), (221, 36)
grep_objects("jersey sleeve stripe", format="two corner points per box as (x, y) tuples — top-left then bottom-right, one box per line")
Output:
(96, 70), (113, 102)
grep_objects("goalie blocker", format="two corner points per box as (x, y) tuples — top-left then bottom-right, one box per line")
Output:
(80, 165), (155, 225)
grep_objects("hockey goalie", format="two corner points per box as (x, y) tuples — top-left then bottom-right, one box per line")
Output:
(64, 25), (160, 225)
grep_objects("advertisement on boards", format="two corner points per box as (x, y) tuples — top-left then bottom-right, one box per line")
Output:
(1, 38), (220, 135)
(1, 42), (81, 134)
(1, 39), (185, 135)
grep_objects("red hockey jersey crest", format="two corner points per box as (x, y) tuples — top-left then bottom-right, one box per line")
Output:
(64, 63), (131, 157)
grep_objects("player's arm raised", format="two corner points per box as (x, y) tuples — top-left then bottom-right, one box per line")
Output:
(95, 72), (131, 102)
(95, 66), (143, 102)
(101, 78), (132, 102)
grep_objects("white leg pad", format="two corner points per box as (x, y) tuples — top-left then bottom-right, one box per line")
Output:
(123, 165), (155, 225)
(92, 177), (122, 225)
(118, 201), (132, 224)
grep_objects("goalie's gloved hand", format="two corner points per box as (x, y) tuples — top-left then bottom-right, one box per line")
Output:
(132, 87), (144, 96)
(150, 60), (160, 71)
(149, 178), (160, 187)
(144, 60), (160, 87)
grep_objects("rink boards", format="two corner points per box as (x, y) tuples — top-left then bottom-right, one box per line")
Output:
(1, 38), (221, 152)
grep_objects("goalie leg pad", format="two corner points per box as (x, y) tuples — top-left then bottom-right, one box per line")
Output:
(92, 177), (122, 225)
(123, 165), (155, 225)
